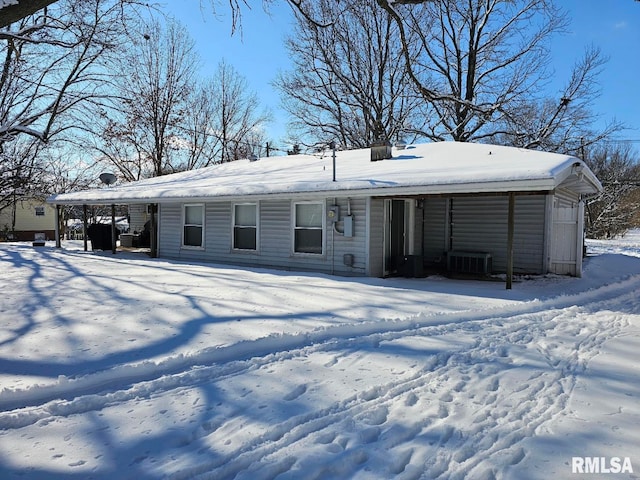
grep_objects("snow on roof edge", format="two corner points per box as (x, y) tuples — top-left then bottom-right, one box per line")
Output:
(47, 142), (600, 205)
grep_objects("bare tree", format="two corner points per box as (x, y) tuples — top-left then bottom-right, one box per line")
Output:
(497, 47), (623, 154)
(367, 0), (620, 149)
(0, 0), (254, 29)
(168, 67), (270, 170)
(0, 0), (137, 148)
(0, 0), (138, 216)
(373, 0), (566, 142)
(96, 17), (200, 180)
(277, 0), (619, 152)
(177, 79), (221, 171)
(584, 143), (640, 239)
(210, 60), (271, 163)
(276, 0), (425, 149)
(94, 26), (269, 178)
(0, 135), (99, 239)
(0, 139), (46, 219)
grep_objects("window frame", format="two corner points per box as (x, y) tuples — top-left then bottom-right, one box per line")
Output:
(182, 203), (205, 249)
(232, 202), (259, 252)
(292, 201), (325, 256)
(34, 206), (46, 216)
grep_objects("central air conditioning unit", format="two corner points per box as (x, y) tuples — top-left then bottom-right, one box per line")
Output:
(447, 251), (492, 275)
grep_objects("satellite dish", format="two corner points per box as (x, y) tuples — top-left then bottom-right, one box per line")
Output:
(99, 172), (117, 185)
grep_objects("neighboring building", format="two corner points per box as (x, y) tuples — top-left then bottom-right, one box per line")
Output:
(0, 197), (56, 241)
(47, 142), (602, 279)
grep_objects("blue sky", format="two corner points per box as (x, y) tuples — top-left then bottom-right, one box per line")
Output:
(169, 1), (640, 152)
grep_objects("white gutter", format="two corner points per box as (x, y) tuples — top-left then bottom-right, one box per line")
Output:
(47, 178), (559, 206)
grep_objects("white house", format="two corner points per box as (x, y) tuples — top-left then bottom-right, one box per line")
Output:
(47, 142), (602, 282)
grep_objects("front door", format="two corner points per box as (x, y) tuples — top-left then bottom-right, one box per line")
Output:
(384, 199), (414, 275)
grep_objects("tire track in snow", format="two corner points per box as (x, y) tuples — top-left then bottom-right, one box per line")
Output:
(0, 273), (637, 448)
(167, 289), (635, 480)
(423, 309), (630, 480)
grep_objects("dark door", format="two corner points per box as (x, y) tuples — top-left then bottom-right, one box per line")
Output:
(387, 199), (405, 274)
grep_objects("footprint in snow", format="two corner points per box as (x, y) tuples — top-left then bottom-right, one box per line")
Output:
(453, 445), (475, 463)
(389, 449), (414, 475)
(361, 406), (388, 426)
(453, 381), (466, 392)
(439, 425), (455, 445)
(284, 384), (307, 401)
(405, 392), (419, 407)
(488, 378), (499, 392)
(508, 447), (526, 465)
(360, 426), (381, 444)
(440, 392), (454, 402)
(325, 443), (343, 454)
(324, 357), (339, 367)
(316, 432), (336, 445)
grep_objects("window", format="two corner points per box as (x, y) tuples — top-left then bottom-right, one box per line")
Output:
(183, 204), (204, 247)
(34, 206), (45, 216)
(293, 202), (324, 254)
(233, 203), (258, 250)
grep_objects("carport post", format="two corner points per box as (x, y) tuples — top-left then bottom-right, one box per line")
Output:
(150, 203), (157, 258)
(83, 204), (88, 251)
(55, 205), (61, 248)
(506, 192), (515, 289)
(111, 204), (117, 254)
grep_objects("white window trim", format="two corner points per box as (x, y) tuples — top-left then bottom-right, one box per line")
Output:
(182, 203), (205, 249)
(232, 202), (259, 252)
(292, 200), (326, 256)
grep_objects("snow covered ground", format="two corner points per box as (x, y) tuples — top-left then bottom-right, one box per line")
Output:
(0, 231), (639, 479)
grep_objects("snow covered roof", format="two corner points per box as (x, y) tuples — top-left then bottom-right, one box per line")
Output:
(48, 141), (602, 205)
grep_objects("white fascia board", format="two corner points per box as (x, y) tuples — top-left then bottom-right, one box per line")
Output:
(553, 159), (603, 194)
(47, 178), (555, 206)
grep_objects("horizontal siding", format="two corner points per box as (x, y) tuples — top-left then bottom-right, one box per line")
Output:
(555, 187), (580, 207)
(451, 195), (546, 274)
(422, 198), (448, 264)
(261, 199), (329, 273)
(1, 200), (56, 231)
(128, 204), (148, 234)
(158, 197), (369, 276)
(260, 200), (291, 260)
(158, 204), (181, 258)
(330, 197), (367, 275)
(205, 202), (232, 254)
(160, 194), (548, 277)
(368, 198), (384, 277)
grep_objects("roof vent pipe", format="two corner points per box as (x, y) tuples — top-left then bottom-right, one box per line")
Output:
(329, 141), (336, 181)
(370, 138), (392, 161)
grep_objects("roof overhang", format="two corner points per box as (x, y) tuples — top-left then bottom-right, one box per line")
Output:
(46, 142), (603, 206)
(47, 179), (561, 206)
(554, 160), (602, 195)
